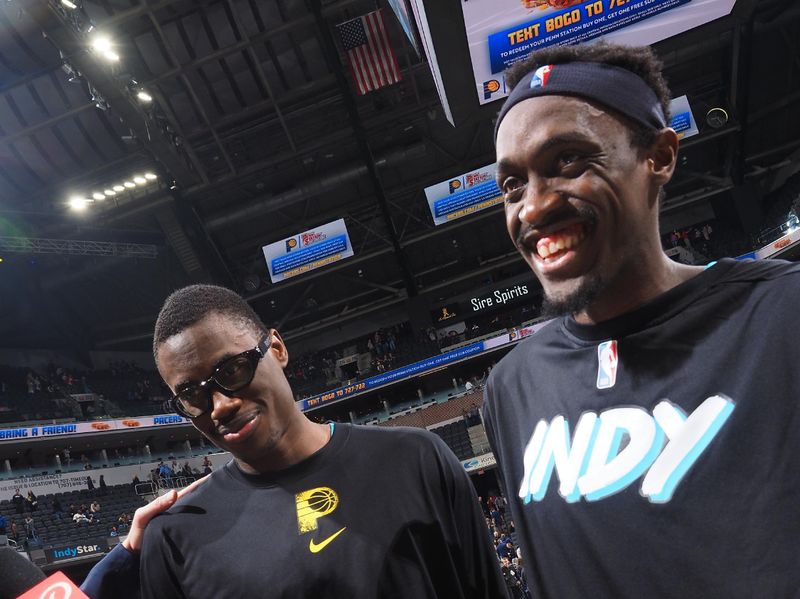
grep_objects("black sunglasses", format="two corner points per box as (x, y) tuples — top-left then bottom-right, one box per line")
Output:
(166, 333), (272, 418)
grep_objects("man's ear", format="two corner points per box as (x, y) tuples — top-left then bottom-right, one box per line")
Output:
(648, 127), (679, 187)
(269, 329), (290, 369)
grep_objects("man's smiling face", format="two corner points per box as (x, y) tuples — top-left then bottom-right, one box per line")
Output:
(156, 312), (296, 469)
(495, 95), (660, 316)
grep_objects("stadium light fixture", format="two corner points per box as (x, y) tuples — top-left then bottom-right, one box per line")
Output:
(69, 196), (89, 211)
(144, 172), (157, 180)
(136, 90), (153, 103)
(104, 189), (116, 196)
(112, 184), (125, 192)
(92, 192), (105, 201)
(133, 175), (147, 185)
(61, 0), (78, 9)
(123, 181), (135, 189)
(91, 35), (120, 62)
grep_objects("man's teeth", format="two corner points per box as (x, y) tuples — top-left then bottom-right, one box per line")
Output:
(537, 231), (584, 259)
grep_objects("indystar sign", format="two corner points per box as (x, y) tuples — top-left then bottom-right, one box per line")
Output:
(46, 540), (108, 563)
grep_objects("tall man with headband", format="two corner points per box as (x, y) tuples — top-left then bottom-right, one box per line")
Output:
(485, 43), (800, 597)
(138, 284), (506, 598)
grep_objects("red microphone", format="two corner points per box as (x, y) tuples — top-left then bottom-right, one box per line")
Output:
(17, 571), (90, 599)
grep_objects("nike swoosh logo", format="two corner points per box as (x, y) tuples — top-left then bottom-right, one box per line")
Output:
(308, 526), (346, 553)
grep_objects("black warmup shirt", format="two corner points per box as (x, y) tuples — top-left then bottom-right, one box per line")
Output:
(140, 423), (506, 599)
(484, 258), (800, 598)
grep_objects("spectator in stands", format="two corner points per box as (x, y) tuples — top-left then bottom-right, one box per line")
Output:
(109, 526), (119, 537)
(24, 515), (36, 540)
(0, 513), (7, 535)
(9, 519), (18, 542)
(140, 284), (506, 598)
(91, 500), (102, 515)
(11, 488), (24, 514)
(52, 497), (65, 520)
(25, 490), (38, 512)
(501, 557), (528, 599)
(99, 475), (108, 495)
(62, 448), (71, 468)
(157, 460), (173, 483)
(73, 511), (90, 525)
(464, 378), (475, 392)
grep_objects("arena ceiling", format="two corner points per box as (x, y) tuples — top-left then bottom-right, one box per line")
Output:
(0, 0), (797, 351)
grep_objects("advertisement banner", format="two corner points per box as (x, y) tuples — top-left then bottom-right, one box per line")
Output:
(262, 218), (354, 283)
(462, 453), (497, 473)
(45, 539), (108, 564)
(425, 163), (503, 226)
(669, 95), (699, 139)
(0, 414), (191, 443)
(462, 0), (737, 105)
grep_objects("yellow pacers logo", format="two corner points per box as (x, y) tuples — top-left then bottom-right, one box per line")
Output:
(295, 486), (339, 533)
(295, 486), (346, 553)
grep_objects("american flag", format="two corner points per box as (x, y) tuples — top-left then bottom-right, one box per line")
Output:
(337, 9), (402, 95)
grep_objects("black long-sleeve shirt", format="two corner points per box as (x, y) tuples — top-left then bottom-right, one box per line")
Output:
(141, 423), (506, 598)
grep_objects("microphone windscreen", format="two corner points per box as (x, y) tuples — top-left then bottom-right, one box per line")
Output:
(0, 548), (46, 599)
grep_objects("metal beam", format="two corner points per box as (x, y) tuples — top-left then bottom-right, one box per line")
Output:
(308, 0), (417, 298)
(0, 236), (158, 258)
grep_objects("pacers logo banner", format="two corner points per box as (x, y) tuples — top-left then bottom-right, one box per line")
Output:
(295, 486), (346, 553)
(262, 218), (354, 284)
(425, 163), (503, 226)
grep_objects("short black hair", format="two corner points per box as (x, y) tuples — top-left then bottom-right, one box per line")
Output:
(505, 43), (672, 149)
(153, 284), (267, 359)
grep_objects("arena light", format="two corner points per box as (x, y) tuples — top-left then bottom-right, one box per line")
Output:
(90, 35), (120, 62)
(61, 0), (78, 9)
(144, 172), (157, 180)
(112, 184), (125, 192)
(92, 192), (105, 201)
(104, 189), (116, 196)
(123, 181), (135, 189)
(133, 175), (147, 185)
(136, 90), (153, 103)
(68, 196), (89, 211)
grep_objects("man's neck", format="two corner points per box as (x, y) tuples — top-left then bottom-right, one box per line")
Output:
(573, 252), (705, 325)
(236, 417), (331, 475)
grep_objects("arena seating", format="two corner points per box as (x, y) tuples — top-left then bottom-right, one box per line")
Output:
(378, 390), (483, 430)
(429, 420), (475, 461)
(0, 483), (146, 548)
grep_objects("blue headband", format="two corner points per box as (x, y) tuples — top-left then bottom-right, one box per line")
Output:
(494, 61), (667, 143)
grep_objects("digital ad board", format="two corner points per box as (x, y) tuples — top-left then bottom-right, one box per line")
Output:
(425, 163), (503, 226)
(262, 218), (354, 283)
(462, 0), (737, 105)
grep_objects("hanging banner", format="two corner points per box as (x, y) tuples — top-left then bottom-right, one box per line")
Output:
(669, 95), (699, 139)
(462, 0), (737, 105)
(425, 163), (503, 226)
(262, 218), (354, 283)
(387, 0), (420, 55)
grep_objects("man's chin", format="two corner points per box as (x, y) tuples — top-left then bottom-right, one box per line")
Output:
(540, 276), (604, 318)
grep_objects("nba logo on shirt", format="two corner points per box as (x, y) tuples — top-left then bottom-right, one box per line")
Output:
(530, 65), (552, 89)
(596, 340), (618, 389)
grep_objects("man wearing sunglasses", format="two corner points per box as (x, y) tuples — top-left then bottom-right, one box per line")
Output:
(138, 284), (506, 598)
